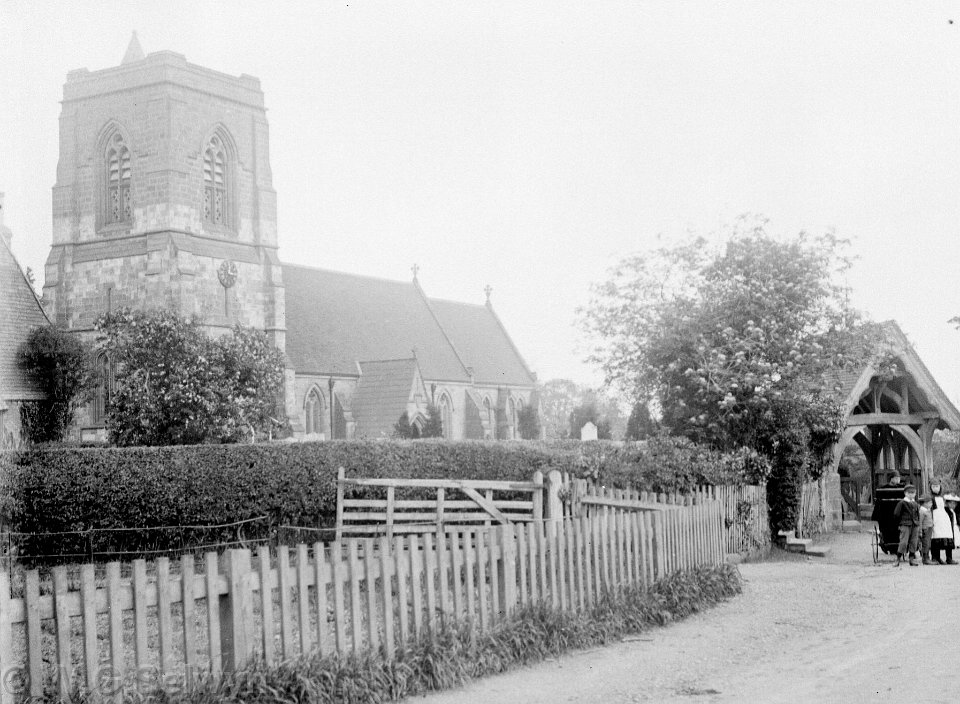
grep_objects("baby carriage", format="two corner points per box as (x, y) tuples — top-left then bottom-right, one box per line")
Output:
(871, 486), (905, 563)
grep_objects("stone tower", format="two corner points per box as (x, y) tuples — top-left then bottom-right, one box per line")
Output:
(43, 34), (285, 351)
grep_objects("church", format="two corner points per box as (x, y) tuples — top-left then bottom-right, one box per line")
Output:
(34, 36), (538, 442)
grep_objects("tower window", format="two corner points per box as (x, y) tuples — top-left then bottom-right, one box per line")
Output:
(106, 135), (131, 224)
(203, 136), (227, 225)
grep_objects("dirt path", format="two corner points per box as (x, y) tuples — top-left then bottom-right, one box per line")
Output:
(408, 529), (957, 704)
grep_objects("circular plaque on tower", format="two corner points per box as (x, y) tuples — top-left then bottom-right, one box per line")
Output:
(218, 260), (238, 288)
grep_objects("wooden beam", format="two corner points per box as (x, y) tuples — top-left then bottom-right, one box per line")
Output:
(460, 486), (510, 524)
(846, 412), (939, 427)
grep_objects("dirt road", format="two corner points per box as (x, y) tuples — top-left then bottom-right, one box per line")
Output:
(409, 530), (958, 704)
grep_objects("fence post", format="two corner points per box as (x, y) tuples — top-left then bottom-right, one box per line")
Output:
(532, 470), (544, 523)
(219, 548), (254, 672)
(545, 469), (563, 528)
(335, 467), (346, 542)
(499, 523), (517, 617)
(0, 570), (11, 704)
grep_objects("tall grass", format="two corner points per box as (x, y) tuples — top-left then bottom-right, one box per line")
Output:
(109, 564), (741, 704)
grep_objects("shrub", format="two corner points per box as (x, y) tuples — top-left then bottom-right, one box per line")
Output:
(17, 325), (93, 443)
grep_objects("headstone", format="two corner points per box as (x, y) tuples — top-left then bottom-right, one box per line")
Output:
(580, 421), (598, 441)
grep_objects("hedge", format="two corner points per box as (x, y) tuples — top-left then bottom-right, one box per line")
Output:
(5, 438), (752, 561)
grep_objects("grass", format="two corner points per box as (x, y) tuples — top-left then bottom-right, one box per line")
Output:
(103, 563), (744, 704)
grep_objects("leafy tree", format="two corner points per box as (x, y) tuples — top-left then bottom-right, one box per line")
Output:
(625, 400), (657, 441)
(569, 402), (612, 440)
(17, 325), (94, 443)
(95, 308), (286, 446)
(539, 379), (625, 439)
(581, 221), (877, 529)
(517, 404), (541, 439)
(420, 402), (444, 438)
(393, 412), (415, 439)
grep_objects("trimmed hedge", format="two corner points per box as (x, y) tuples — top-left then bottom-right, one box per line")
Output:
(6, 438), (753, 560)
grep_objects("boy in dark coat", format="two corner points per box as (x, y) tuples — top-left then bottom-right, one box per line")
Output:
(893, 484), (921, 566)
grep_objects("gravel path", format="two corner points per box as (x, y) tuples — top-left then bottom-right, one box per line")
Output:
(408, 529), (957, 704)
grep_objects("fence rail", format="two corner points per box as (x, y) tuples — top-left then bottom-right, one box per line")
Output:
(335, 468), (545, 539)
(0, 498), (725, 702)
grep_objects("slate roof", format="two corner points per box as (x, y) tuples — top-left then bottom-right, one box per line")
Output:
(282, 265), (472, 382)
(427, 298), (535, 387)
(352, 358), (421, 438)
(0, 236), (49, 401)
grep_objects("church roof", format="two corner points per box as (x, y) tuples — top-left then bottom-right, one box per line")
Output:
(282, 265), (472, 382)
(427, 298), (535, 387)
(352, 358), (423, 438)
(0, 237), (49, 402)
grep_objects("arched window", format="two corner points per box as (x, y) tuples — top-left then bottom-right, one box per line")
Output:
(203, 135), (227, 225)
(438, 393), (453, 439)
(92, 353), (116, 425)
(304, 388), (325, 436)
(105, 135), (131, 224)
(507, 397), (517, 439)
(483, 396), (495, 437)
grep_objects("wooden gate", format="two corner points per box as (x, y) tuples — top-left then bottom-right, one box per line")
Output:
(335, 468), (545, 540)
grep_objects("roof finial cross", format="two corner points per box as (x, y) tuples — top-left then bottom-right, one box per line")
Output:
(411, 263), (420, 280)
(484, 284), (493, 302)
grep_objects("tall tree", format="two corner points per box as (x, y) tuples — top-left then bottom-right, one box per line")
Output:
(17, 325), (94, 443)
(625, 400), (657, 440)
(581, 221), (877, 528)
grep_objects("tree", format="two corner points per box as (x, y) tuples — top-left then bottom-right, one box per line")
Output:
(95, 308), (286, 446)
(17, 325), (94, 443)
(517, 404), (541, 439)
(393, 412), (415, 439)
(568, 402), (612, 439)
(538, 379), (625, 440)
(581, 220), (877, 529)
(625, 400), (657, 440)
(420, 402), (444, 438)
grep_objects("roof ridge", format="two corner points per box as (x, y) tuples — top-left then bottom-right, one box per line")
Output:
(282, 262), (413, 287)
(428, 295), (486, 309)
(414, 279), (473, 380)
(478, 300), (536, 384)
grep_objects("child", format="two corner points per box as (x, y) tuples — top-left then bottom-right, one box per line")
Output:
(929, 480), (956, 564)
(919, 496), (934, 565)
(893, 484), (920, 566)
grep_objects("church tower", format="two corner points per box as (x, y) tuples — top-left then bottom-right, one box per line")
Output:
(43, 34), (285, 353)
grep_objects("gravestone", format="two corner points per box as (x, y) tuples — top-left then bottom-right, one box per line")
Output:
(580, 421), (598, 441)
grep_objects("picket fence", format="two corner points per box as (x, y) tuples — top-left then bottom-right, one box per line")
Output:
(559, 474), (769, 555)
(0, 500), (725, 702)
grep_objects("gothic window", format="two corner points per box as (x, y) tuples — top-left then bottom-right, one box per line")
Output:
(105, 135), (131, 225)
(305, 388), (325, 436)
(438, 392), (453, 439)
(483, 396), (495, 438)
(92, 353), (116, 425)
(507, 398), (517, 439)
(203, 135), (227, 225)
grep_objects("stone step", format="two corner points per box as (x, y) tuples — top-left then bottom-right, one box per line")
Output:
(785, 538), (812, 552)
(804, 545), (831, 558)
(842, 520), (862, 531)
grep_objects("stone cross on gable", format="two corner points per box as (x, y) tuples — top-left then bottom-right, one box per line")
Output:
(411, 263), (420, 280)
(484, 284), (493, 302)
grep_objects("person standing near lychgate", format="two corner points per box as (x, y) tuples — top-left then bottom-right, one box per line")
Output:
(928, 480), (957, 565)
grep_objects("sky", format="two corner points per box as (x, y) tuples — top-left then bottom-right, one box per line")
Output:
(3, 1), (960, 405)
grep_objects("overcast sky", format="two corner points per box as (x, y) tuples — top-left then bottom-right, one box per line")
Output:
(3, 1), (960, 405)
